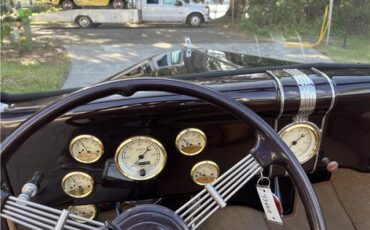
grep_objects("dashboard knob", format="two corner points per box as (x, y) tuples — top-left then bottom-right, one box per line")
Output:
(321, 157), (339, 172)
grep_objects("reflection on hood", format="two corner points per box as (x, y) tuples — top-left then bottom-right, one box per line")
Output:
(106, 47), (296, 81)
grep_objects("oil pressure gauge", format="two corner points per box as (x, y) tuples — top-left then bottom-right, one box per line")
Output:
(69, 135), (104, 164)
(191, 161), (220, 186)
(69, 204), (97, 222)
(176, 128), (207, 156)
(61, 172), (94, 198)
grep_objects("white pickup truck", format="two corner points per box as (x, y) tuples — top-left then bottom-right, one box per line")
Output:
(32, 0), (210, 28)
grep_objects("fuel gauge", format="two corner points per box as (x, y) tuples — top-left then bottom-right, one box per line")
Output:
(191, 161), (220, 186)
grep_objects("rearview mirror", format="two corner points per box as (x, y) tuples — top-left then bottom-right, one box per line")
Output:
(176, 1), (182, 6)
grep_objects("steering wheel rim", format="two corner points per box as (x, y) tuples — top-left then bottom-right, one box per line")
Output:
(1, 78), (325, 229)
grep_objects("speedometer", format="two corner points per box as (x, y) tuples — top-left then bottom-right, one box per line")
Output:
(279, 122), (320, 164)
(115, 136), (167, 180)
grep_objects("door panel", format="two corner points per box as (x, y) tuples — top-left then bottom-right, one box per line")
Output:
(161, 0), (185, 22)
(142, 0), (163, 21)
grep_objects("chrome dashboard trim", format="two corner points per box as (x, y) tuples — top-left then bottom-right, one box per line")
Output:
(284, 69), (316, 122)
(266, 70), (285, 131)
(310, 68), (337, 172)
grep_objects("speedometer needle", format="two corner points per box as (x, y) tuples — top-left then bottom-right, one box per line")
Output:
(130, 146), (150, 167)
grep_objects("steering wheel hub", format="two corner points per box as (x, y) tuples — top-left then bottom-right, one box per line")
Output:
(112, 204), (187, 230)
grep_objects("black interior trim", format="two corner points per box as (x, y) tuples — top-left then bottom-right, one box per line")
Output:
(1, 63), (369, 103)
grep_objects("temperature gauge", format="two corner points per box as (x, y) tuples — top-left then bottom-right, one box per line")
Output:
(191, 161), (220, 186)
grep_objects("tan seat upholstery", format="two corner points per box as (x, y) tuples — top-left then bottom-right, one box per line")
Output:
(199, 181), (355, 230)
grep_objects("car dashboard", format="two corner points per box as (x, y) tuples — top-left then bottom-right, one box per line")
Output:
(1, 66), (370, 222)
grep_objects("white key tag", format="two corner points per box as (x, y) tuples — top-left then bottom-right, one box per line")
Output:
(256, 176), (283, 224)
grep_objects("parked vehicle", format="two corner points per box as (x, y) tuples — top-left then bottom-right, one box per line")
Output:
(51, 0), (127, 10)
(33, 0), (210, 27)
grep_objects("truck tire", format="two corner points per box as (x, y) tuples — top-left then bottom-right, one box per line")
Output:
(76, 16), (93, 28)
(62, 0), (74, 10)
(112, 0), (124, 9)
(187, 13), (203, 27)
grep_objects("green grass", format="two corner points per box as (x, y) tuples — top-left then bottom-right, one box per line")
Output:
(317, 36), (370, 64)
(1, 54), (70, 94)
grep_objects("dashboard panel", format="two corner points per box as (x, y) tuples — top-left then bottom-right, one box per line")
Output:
(1, 67), (370, 221)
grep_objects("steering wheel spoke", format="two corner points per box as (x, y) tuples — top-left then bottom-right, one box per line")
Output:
(175, 153), (262, 229)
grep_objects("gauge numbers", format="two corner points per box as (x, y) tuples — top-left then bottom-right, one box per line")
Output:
(61, 172), (94, 198)
(191, 161), (220, 186)
(115, 136), (167, 181)
(176, 128), (207, 156)
(69, 135), (104, 164)
(279, 123), (320, 164)
(69, 204), (97, 223)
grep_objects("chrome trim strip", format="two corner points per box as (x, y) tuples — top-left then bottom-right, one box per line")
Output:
(284, 69), (316, 122)
(311, 68), (336, 113)
(310, 68), (337, 172)
(266, 70), (285, 131)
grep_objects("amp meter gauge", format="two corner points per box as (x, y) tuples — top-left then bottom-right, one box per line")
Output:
(176, 128), (207, 156)
(61, 172), (94, 198)
(191, 161), (220, 186)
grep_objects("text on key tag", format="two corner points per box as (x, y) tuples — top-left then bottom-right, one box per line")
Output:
(256, 177), (283, 224)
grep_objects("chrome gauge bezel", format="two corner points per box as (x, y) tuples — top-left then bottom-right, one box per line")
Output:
(175, 128), (207, 156)
(61, 172), (95, 198)
(69, 134), (104, 164)
(68, 204), (97, 223)
(278, 122), (320, 164)
(191, 160), (220, 186)
(114, 136), (167, 181)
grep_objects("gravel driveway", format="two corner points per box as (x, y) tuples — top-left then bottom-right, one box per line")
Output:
(32, 24), (332, 88)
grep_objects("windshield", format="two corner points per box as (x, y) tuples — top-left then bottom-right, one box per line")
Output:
(1, 0), (369, 94)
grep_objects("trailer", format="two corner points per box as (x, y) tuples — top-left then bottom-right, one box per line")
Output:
(31, 0), (210, 28)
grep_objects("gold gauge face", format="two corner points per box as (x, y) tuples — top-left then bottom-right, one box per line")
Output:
(115, 136), (167, 181)
(279, 123), (320, 164)
(176, 128), (207, 156)
(191, 161), (220, 186)
(69, 135), (104, 164)
(68, 204), (97, 223)
(61, 172), (94, 198)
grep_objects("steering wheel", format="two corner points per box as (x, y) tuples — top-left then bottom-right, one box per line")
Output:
(1, 78), (325, 230)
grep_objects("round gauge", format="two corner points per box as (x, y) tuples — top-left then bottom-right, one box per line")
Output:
(61, 172), (94, 198)
(176, 128), (207, 156)
(69, 135), (104, 164)
(69, 204), (97, 223)
(115, 136), (167, 180)
(279, 123), (320, 164)
(191, 161), (220, 186)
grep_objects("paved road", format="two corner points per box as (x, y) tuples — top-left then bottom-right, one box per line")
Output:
(32, 24), (249, 45)
(32, 24), (332, 88)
